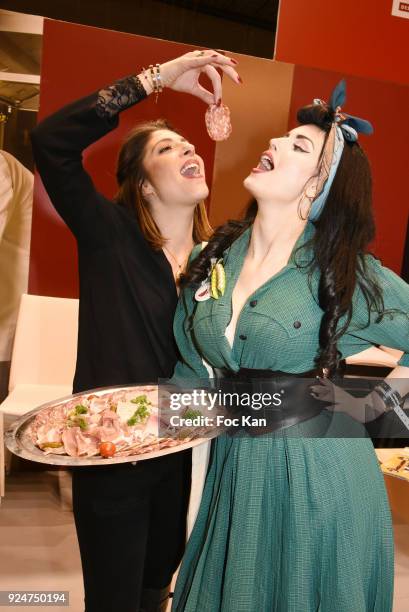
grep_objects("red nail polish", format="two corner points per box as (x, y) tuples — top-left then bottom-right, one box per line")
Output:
(217, 99), (222, 106)
(230, 58), (238, 65)
(212, 54), (218, 57)
(237, 76), (243, 84)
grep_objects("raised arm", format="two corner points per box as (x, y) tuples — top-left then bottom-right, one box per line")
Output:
(30, 74), (148, 240)
(31, 51), (239, 242)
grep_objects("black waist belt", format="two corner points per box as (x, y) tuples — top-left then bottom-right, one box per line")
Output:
(213, 365), (344, 436)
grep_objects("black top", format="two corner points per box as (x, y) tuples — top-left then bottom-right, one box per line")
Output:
(31, 76), (181, 393)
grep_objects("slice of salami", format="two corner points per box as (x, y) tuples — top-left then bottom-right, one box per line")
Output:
(205, 103), (232, 141)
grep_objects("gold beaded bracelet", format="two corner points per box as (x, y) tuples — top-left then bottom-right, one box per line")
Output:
(141, 64), (163, 103)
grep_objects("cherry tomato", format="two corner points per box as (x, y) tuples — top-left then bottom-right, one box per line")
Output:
(99, 442), (116, 458)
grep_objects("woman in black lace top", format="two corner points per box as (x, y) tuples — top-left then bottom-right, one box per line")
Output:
(31, 51), (240, 612)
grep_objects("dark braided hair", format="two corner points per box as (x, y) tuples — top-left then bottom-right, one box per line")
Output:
(181, 103), (384, 376)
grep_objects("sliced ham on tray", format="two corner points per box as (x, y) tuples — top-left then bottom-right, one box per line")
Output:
(29, 385), (212, 460)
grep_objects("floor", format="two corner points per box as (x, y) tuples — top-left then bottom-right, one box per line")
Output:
(0, 467), (408, 612)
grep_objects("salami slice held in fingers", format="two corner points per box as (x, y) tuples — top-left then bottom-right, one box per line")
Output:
(205, 102), (232, 141)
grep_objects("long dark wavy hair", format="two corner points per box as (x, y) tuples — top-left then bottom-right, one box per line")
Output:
(181, 103), (385, 375)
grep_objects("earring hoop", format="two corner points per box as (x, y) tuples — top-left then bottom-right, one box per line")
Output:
(297, 193), (313, 221)
(298, 179), (318, 221)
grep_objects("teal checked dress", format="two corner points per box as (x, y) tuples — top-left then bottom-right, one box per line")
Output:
(171, 224), (409, 612)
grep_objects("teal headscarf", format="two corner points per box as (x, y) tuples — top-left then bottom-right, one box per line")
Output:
(308, 79), (374, 222)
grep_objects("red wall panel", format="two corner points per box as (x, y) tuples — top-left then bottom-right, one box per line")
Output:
(289, 65), (409, 273)
(29, 20), (216, 297)
(275, 0), (409, 86)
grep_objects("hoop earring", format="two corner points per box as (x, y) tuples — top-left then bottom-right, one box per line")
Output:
(297, 192), (313, 221)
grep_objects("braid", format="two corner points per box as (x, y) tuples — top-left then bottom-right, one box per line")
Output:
(308, 138), (383, 375)
(180, 200), (257, 287)
(297, 103), (383, 376)
(315, 267), (350, 374)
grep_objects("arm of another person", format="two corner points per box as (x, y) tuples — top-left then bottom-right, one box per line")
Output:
(0, 152), (13, 241)
(0, 150), (33, 240)
(0, 151), (33, 238)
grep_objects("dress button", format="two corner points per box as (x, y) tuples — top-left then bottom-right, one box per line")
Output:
(239, 334), (247, 340)
(293, 321), (302, 329)
(249, 300), (258, 307)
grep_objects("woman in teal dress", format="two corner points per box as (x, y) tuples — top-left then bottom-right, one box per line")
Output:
(170, 82), (409, 611)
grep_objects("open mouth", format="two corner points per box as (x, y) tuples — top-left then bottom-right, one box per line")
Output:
(180, 159), (203, 178)
(256, 151), (275, 172)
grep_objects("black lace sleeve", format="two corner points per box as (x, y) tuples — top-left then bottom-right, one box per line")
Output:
(95, 75), (147, 119)
(31, 74), (149, 242)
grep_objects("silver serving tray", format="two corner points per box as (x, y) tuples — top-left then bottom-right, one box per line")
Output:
(4, 385), (214, 466)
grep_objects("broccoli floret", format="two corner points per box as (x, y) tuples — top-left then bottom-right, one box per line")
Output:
(74, 404), (88, 415)
(127, 403), (151, 426)
(77, 417), (88, 430)
(131, 395), (151, 405)
(183, 409), (202, 420)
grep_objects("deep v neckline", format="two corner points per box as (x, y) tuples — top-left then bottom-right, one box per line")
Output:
(223, 228), (252, 350)
(223, 223), (315, 353)
(225, 262), (289, 350)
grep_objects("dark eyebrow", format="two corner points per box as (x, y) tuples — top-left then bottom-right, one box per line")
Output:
(152, 137), (187, 153)
(285, 132), (315, 149)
